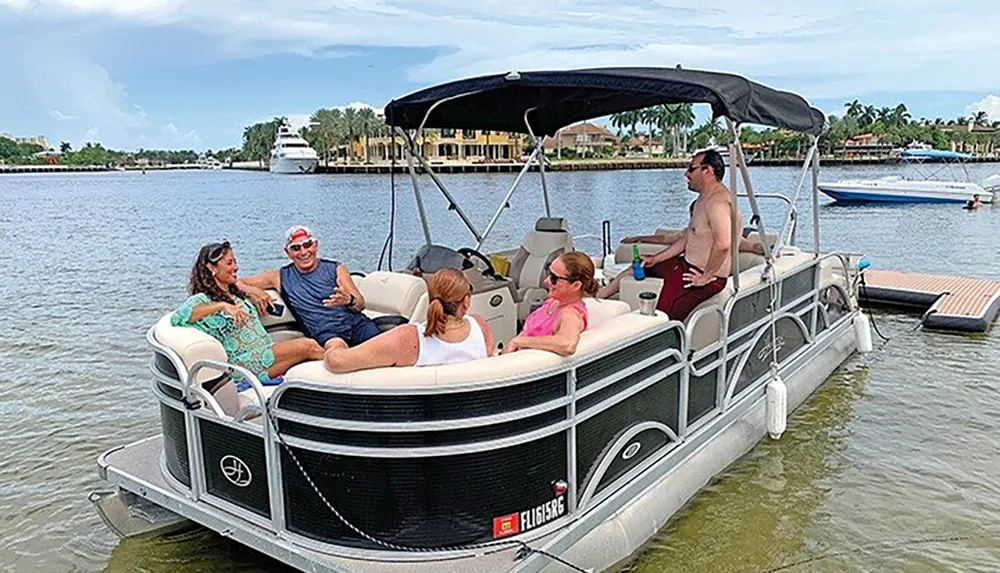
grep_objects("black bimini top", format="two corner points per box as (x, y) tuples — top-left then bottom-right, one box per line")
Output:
(384, 67), (825, 137)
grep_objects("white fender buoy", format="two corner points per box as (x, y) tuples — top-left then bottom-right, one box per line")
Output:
(766, 376), (787, 440)
(854, 312), (873, 354)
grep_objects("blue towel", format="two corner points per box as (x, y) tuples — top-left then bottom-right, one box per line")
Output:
(235, 376), (284, 393)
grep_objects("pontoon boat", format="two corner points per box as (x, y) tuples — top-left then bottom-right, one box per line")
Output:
(92, 67), (870, 573)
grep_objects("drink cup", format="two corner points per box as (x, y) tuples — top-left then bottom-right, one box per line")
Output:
(638, 291), (657, 316)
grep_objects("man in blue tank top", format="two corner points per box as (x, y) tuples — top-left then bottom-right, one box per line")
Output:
(239, 226), (380, 348)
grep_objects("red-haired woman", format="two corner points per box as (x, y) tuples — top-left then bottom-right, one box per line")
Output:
(501, 251), (598, 357)
(323, 268), (495, 373)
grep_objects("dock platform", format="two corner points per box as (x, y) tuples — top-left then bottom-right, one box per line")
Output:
(860, 270), (1000, 332)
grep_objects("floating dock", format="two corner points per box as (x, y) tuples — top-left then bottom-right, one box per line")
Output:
(860, 270), (1000, 332)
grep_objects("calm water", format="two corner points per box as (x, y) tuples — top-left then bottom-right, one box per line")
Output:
(1, 165), (999, 573)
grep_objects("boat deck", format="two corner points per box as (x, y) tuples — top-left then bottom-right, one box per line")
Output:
(859, 270), (1000, 332)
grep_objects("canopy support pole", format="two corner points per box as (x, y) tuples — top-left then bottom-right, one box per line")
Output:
(727, 119), (774, 269)
(476, 144), (543, 251)
(777, 143), (816, 248)
(411, 153), (484, 243)
(728, 136), (740, 293)
(400, 130), (433, 245)
(811, 136), (821, 255)
(524, 108), (552, 217)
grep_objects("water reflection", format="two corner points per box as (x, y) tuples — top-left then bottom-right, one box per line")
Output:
(622, 364), (870, 573)
(105, 523), (294, 573)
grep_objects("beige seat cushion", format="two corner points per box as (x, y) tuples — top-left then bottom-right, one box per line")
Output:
(686, 250), (817, 351)
(508, 218), (574, 294)
(257, 288), (297, 328)
(583, 298), (631, 329)
(356, 271), (429, 321)
(283, 311), (671, 390)
(153, 314), (228, 384)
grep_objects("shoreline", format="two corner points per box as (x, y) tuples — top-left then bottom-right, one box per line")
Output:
(4, 155), (1000, 175)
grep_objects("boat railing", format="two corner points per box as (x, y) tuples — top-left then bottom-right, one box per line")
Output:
(146, 251), (858, 555)
(683, 253), (856, 428)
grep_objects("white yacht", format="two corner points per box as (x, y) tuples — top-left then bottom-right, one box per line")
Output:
(270, 120), (318, 174)
(195, 154), (223, 170)
(92, 67), (871, 573)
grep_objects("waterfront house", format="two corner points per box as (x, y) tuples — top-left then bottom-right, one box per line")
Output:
(543, 122), (618, 158)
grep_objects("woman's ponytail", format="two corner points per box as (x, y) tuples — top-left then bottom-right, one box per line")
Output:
(423, 268), (472, 337)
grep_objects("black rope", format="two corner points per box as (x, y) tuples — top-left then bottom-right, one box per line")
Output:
(858, 273), (891, 342)
(260, 405), (588, 572)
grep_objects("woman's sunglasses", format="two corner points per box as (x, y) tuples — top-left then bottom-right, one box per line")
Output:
(207, 241), (231, 263)
(549, 271), (573, 284)
(287, 239), (315, 252)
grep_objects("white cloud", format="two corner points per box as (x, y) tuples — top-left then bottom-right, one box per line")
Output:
(21, 54), (148, 145)
(966, 95), (1000, 122)
(47, 109), (75, 121)
(4, 0), (994, 101)
(162, 122), (202, 146)
(4, 0), (1000, 146)
(335, 101), (383, 114)
(81, 126), (99, 144)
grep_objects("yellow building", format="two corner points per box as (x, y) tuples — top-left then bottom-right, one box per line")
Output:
(353, 130), (526, 163)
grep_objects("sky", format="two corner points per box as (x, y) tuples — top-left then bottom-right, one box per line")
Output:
(2, 0), (1000, 151)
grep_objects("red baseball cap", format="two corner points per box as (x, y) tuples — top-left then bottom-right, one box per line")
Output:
(285, 225), (314, 246)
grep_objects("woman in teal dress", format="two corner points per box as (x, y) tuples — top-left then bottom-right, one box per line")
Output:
(172, 241), (324, 381)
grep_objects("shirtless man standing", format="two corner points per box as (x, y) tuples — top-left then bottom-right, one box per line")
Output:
(635, 149), (736, 320)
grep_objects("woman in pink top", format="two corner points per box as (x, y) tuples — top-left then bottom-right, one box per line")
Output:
(502, 252), (599, 357)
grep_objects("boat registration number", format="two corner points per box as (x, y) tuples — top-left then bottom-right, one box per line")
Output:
(492, 495), (566, 539)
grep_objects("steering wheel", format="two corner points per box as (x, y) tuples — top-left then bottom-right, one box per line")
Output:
(457, 247), (497, 278)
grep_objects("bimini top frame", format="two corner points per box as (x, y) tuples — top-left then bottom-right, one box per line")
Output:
(382, 67), (827, 290)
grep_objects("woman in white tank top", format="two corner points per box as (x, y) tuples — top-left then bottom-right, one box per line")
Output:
(324, 268), (495, 373)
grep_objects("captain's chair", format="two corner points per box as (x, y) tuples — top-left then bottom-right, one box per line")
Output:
(507, 217), (574, 320)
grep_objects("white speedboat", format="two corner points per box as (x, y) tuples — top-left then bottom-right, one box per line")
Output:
(270, 120), (318, 174)
(819, 149), (994, 204)
(93, 67), (870, 573)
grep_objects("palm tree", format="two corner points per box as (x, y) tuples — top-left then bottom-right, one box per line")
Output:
(305, 108), (343, 166)
(859, 105), (876, 128)
(973, 110), (989, 127)
(59, 141), (72, 153)
(890, 103), (910, 127)
(357, 107), (378, 163)
(844, 100), (863, 119)
(610, 112), (630, 139)
(676, 104), (695, 153)
(341, 107), (361, 161)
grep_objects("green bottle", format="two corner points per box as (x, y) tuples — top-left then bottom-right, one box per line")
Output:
(631, 244), (645, 280)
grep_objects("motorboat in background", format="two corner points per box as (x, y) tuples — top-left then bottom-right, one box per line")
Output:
(818, 149), (995, 204)
(270, 120), (318, 174)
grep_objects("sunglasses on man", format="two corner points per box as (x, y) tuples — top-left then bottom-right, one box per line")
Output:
(686, 163), (708, 173)
(286, 239), (315, 252)
(207, 241), (231, 263)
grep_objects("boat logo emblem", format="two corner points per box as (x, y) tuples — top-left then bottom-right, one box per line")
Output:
(622, 442), (642, 460)
(220, 455), (252, 487)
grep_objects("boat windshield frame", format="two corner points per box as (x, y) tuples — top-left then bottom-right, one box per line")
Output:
(898, 150), (975, 183)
